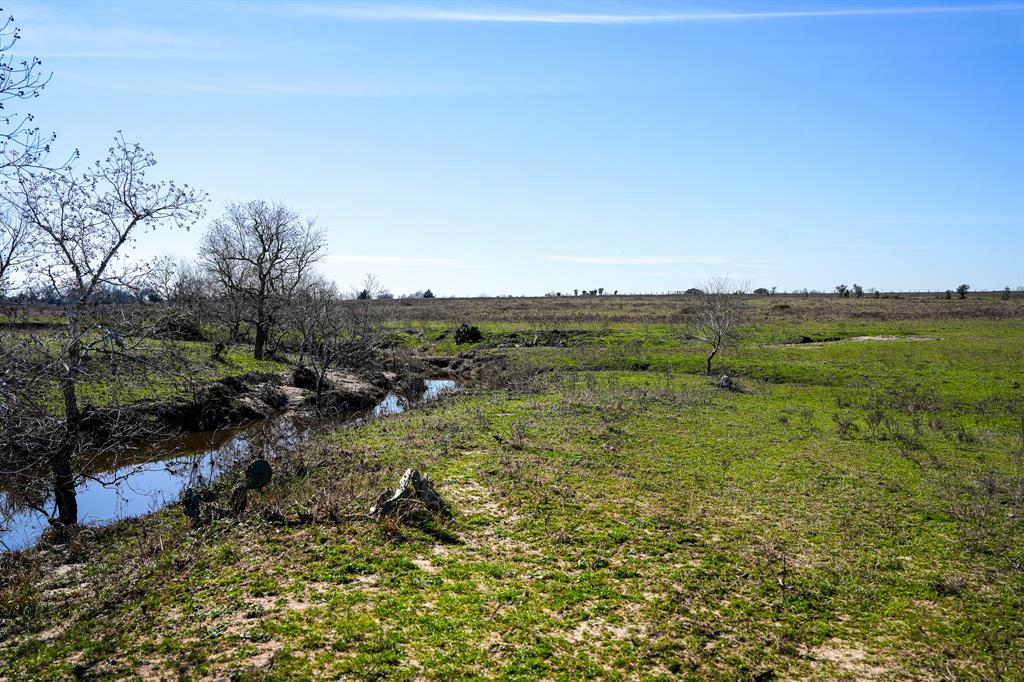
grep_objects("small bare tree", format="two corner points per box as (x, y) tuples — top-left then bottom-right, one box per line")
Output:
(290, 276), (345, 402)
(200, 200), (325, 360)
(285, 275), (336, 361)
(686, 277), (747, 375)
(0, 208), (28, 294)
(282, 272), (397, 405)
(8, 136), (205, 526)
(343, 273), (395, 342)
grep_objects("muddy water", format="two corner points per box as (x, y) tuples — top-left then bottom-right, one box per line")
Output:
(0, 379), (457, 552)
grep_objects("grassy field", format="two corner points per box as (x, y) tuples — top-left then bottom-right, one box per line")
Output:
(388, 291), (1024, 324)
(0, 328), (287, 411)
(1, 297), (1022, 680)
(71, 340), (288, 408)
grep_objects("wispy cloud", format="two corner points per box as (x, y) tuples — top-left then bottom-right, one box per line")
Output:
(544, 255), (727, 265)
(18, 18), (200, 60)
(53, 71), (462, 98)
(180, 82), (394, 97)
(325, 254), (493, 269)
(287, 2), (1022, 25)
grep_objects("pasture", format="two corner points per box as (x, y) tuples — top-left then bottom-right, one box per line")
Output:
(1, 295), (1022, 680)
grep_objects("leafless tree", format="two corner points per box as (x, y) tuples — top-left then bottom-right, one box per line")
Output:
(140, 256), (213, 341)
(199, 200), (325, 360)
(0, 13), (78, 180)
(285, 275), (337, 364)
(686, 276), (747, 375)
(284, 273), (396, 404)
(0, 10), (78, 295)
(291, 276), (346, 402)
(0, 208), (28, 294)
(6, 136), (205, 526)
(343, 272), (395, 342)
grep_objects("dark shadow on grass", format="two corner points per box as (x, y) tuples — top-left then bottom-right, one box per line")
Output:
(416, 517), (462, 545)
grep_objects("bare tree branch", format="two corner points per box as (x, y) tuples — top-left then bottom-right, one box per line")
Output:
(685, 276), (747, 375)
(199, 200), (325, 360)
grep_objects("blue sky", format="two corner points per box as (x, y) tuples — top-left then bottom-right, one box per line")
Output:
(11, 0), (1024, 295)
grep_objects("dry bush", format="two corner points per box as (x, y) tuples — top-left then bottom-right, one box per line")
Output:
(946, 469), (1024, 555)
(832, 412), (859, 439)
(0, 554), (41, 636)
(230, 443), (388, 526)
(508, 418), (530, 450)
(474, 356), (545, 395)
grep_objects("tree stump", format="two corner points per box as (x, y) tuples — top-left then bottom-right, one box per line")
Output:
(369, 468), (449, 522)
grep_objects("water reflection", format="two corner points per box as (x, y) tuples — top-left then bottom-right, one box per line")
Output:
(0, 379), (456, 552)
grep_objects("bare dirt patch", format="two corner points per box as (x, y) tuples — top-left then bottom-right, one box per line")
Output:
(785, 335), (940, 346)
(806, 641), (892, 679)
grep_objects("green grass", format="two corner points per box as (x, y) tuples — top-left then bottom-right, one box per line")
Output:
(1, 314), (1022, 679)
(5, 334), (289, 412)
(74, 340), (288, 407)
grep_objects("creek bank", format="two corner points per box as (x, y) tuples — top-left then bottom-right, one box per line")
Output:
(156, 368), (391, 433)
(1, 376), (461, 553)
(74, 342), (490, 450)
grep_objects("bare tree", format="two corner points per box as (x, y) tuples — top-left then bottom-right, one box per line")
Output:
(686, 277), (747, 375)
(0, 12), (78, 180)
(290, 276), (345, 402)
(0, 208), (28, 294)
(8, 136), (205, 526)
(0, 9), (79, 295)
(281, 272), (397, 405)
(283, 274), (336, 364)
(343, 273), (394, 342)
(142, 256), (214, 341)
(200, 200), (325, 360)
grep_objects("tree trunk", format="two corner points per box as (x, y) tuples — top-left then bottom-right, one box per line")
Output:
(706, 348), (718, 375)
(254, 323), (267, 360)
(54, 338), (81, 526)
(50, 442), (78, 527)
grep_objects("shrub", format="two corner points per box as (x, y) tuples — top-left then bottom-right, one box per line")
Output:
(832, 412), (859, 438)
(454, 323), (483, 344)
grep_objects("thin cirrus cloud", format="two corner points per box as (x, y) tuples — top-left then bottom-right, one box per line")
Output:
(543, 255), (728, 266)
(325, 254), (495, 270)
(286, 2), (1023, 24)
(16, 20), (200, 60)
